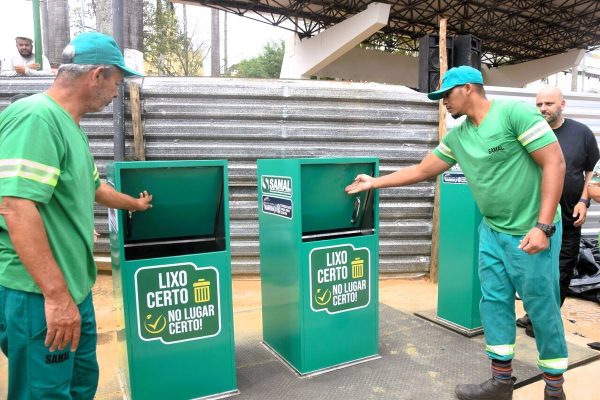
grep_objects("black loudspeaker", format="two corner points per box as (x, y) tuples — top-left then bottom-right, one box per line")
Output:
(418, 35), (453, 93)
(453, 34), (482, 70)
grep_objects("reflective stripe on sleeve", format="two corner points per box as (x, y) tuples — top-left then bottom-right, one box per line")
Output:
(0, 158), (60, 187)
(437, 142), (456, 161)
(517, 121), (552, 146)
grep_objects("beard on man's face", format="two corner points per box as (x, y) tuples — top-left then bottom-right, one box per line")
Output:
(18, 48), (32, 58)
(542, 111), (559, 125)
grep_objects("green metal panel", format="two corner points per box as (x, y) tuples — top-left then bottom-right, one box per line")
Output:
(107, 160), (236, 400)
(120, 166), (224, 241)
(300, 236), (379, 372)
(437, 168), (483, 331)
(258, 158), (379, 375)
(300, 162), (375, 233)
(258, 159), (303, 369)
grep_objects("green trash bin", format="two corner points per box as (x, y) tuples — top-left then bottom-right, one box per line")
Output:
(106, 160), (237, 400)
(257, 157), (380, 375)
(437, 165), (483, 336)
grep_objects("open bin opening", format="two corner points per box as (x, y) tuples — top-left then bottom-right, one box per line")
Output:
(119, 166), (226, 260)
(301, 227), (374, 243)
(124, 234), (225, 260)
(300, 163), (375, 242)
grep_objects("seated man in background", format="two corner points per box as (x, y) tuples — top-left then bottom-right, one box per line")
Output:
(1, 36), (52, 76)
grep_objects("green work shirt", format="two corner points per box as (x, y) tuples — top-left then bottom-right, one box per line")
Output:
(433, 99), (560, 235)
(590, 159), (600, 184)
(0, 93), (101, 304)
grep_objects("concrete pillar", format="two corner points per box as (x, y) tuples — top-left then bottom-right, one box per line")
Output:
(316, 48), (418, 87)
(280, 2), (390, 79)
(484, 48), (585, 87)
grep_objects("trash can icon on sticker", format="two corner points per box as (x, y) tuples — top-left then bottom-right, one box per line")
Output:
(352, 257), (364, 279)
(194, 279), (211, 303)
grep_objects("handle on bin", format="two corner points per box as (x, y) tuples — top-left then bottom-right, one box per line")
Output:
(126, 210), (133, 237)
(351, 196), (361, 224)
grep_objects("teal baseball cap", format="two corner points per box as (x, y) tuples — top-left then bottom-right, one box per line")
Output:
(427, 65), (483, 100)
(63, 32), (143, 77)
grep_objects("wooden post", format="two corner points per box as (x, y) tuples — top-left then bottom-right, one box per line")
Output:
(429, 17), (448, 283)
(129, 82), (145, 161)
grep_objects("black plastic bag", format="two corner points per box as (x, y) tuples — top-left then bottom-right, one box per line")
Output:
(569, 238), (600, 303)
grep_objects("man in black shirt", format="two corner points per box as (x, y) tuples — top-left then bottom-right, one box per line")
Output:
(517, 87), (599, 337)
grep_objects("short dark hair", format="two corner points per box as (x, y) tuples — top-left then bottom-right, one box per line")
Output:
(470, 83), (486, 96)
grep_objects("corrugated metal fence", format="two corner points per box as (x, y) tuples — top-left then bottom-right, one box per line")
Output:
(0, 77), (439, 275)
(5, 78), (596, 274)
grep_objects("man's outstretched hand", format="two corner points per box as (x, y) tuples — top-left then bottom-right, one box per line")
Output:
(345, 174), (375, 194)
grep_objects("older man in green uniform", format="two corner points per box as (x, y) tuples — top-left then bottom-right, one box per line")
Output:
(0, 32), (152, 399)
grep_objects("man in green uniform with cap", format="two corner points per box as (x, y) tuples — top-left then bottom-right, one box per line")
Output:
(346, 65), (568, 400)
(0, 32), (152, 399)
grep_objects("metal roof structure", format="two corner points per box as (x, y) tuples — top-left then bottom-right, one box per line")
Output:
(177, 0), (600, 67)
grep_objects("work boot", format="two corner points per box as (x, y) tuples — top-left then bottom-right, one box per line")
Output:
(455, 377), (516, 400)
(516, 314), (529, 328)
(588, 341), (600, 350)
(525, 321), (535, 338)
(544, 390), (566, 399)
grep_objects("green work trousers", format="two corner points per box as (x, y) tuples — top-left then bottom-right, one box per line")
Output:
(478, 222), (568, 374)
(0, 287), (99, 399)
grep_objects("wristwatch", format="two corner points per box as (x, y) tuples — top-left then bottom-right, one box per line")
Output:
(535, 222), (556, 237)
(579, 198), (591, 208)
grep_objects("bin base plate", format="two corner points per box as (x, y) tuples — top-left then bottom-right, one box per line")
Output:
(117, 368), (240, 400)
(16, 303), (598, 400)
(261, 341), (381, 377)
(192, 389), (240, 400)
(414, 310), (484, 337)
(232, 305), (598, 399)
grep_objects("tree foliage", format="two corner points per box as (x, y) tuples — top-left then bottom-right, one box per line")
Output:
(69, 0), (143, 50)
(69, 0), (96, 36)
(143, 0), (207, 76)
(230, 40), (285, 78)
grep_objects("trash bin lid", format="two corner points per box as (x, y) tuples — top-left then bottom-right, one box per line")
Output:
(300, 162), (375, 233)
(120, 166), (224, 241)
